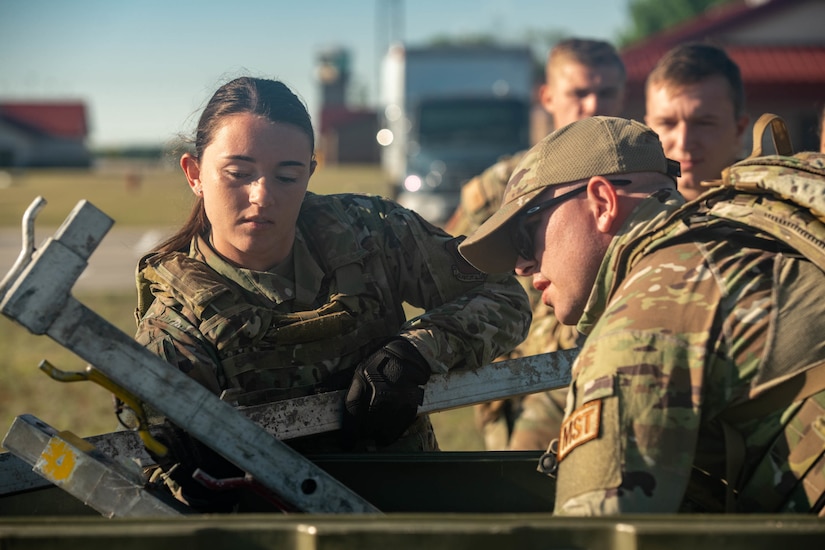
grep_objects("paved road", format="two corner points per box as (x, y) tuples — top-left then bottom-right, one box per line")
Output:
(0, 226), (173, 293)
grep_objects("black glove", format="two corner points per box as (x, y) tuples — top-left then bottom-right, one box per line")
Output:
(147, 420), (243, 512)
(344, 338), (431, 447)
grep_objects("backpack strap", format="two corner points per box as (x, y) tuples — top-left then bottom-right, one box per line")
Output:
(706, 113), (825, 273)
(749, 113), (794, 157)
(691, 115), (825, 513)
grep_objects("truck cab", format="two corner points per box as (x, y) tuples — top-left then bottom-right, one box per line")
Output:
(378, 44), (535, 226)
(398, 95), (530, 224)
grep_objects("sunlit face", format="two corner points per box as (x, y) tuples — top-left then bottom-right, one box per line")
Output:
(541, 61), (625, 129)
(181, 112), (315, 271)
(513, 184), (610, 325)
(645, 76), (747, 200)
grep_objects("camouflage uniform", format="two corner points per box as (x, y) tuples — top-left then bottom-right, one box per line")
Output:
(446, 152), (579, 451)
(135, 192), (531, 454)
(554, 187), (825, 514)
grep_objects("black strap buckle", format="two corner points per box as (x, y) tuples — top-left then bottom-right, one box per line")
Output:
(537, 438), (559, 478)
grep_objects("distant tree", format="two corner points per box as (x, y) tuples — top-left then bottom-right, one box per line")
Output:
(618, 0), (735, 46)
(427, 33), (500, 47)
(96, 145), (166, 161)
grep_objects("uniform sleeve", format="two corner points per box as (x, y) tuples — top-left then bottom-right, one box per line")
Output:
(553, 331), (702, 515)
(381, 204), (531, 374)
(553, 247), (723, 515)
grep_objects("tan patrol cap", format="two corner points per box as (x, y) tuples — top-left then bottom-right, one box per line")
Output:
(458, 116), (679, 273)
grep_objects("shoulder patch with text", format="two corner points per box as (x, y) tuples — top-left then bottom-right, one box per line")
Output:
(557, 399), (602, 462)
(445, 236), (485, 283)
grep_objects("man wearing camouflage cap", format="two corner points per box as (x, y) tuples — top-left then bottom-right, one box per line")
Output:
(460, 116), (825, 514)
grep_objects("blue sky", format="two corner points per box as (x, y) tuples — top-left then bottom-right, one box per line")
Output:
(0, 0), (628, 147)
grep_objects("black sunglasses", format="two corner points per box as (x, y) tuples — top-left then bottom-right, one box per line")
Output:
(511, 179), (632, 262)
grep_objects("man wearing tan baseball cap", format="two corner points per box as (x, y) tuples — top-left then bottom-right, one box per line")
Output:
(460, 116), (691, 514)
(458, 116), (825, 516)
(459, 116), (680, 277)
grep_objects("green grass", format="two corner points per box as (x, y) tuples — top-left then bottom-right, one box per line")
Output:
(0, 165), (483, 451)
(0, 163), (393, 227)
(0, 292), (136, 440)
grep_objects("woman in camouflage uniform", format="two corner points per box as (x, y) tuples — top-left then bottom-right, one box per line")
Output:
(133, 77), (530, 509)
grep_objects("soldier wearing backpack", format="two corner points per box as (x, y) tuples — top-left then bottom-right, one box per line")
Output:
(459, 115), (825, 514)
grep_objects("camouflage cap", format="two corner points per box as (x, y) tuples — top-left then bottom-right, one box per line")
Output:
(459, 116), (679, 273)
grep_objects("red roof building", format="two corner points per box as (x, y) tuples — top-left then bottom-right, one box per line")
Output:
(0, 101), (91, 167)
(620, 0), (825, 151)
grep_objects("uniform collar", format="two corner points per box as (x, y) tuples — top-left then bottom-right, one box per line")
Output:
(191, 231), (324, 307)
(577, 188), (686, 335)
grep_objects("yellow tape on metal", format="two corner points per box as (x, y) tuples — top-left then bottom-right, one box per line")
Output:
(37, 438), (77, 482)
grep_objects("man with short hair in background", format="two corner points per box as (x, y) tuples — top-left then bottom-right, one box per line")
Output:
(644, 43), (749, 201)
(444, 38), (626, 451)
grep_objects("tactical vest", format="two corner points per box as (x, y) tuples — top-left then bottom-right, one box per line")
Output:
(136, 193), (405, 406)
(614, 114), (825, 514)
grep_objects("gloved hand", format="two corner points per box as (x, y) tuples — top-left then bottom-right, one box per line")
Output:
(147, 420), (243, 512)
(344, 338), (431, 447)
